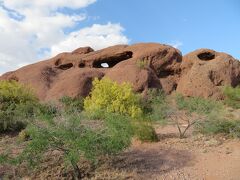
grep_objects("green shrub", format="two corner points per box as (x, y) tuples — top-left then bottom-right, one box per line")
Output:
(100, 113), (133, 153)
(0, 80), (37, 105)
(18, 129), (30, 141)
(223, 86), (240, 109)
(143, 89), (168, 124)
(175, 94), (223, 115)
(59, 96), (84, 114)
(84, 78), (159, 142)
(133, 121), (158, 142)
(1, 111), (133, 179)
(84, 78), (142, 118)
(36, 102), (59, 122)
(196, 119), (240, 138)
(0, 80), (38, 132)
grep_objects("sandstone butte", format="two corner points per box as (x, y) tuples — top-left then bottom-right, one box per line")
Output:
(0, 43), (240, 101)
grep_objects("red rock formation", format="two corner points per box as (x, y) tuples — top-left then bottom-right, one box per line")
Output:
(1, 44), (239, 101)
(0, 43), (182, 101)
(176, 49), (240, 99)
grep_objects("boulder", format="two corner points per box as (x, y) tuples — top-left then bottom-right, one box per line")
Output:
(105, 65), (161, 93)
(176, 49), (240, 99)
(45, 69), (105, 101)
(105, 43), (182, 94)
(0, 43), (182, 101)
(71, 46), (94, 54)
(3, 44), (239, 101)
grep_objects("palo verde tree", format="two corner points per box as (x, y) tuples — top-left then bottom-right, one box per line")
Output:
(0, 80), (38, 132)
(84, 78), (143, 119)
(84, 78), (158, 142)
(0, 101), (133, 179)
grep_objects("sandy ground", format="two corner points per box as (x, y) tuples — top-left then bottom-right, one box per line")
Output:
(113, 125), (240, 180)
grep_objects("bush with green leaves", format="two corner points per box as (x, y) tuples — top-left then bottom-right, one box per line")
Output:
(84, 78), (142, 118)
(0, 111), (133, 179)
(169, 94), (226, 138)
(175, 94), (223, 115)
(223, 86), (240, 109)
(143, 89), (168, 124)
(84, 78), (160, 142)
(138, 89), (168, 141)
(60, 96), (84, 113)
(36, 102), (59, 121)
(0, 80), (38, 132)
(196, 119), (240, 138)
(132, 121), (158, 141)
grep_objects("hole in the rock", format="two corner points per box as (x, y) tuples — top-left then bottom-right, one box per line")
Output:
(57, 63), (73, 70)
(101, 63), (109, 68)
(79, 63), (85, 68)
(93, 51), (133, 68)
(55, 58), (61, 66)
(197, 52), (215, 60)
(158, 70), (175, 78)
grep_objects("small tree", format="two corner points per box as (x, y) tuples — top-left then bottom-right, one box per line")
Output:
(168, 109), (203, 139)
(171, 94), (223, 138)
(84, 78), (142, 118)
(0, 110), (133, 179)
(0, 80), (38, 132)
(84, 78), (159, 142)
(175, 94), (223, 115)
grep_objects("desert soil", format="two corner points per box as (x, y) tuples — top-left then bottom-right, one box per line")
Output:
(1, 125), (240, 180)
(113, 125), (240, 180)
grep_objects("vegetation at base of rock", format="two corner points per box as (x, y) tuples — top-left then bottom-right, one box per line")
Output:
(84, 78), (161, 142)
(1, 110), (133, 179)
(171, 94), (225, 138)
(84, 78), (143, 118)
(175, 94), (223, 115)
(0, 80), (38, 132)
(196, 119), (240, 138)
(2, 79), (240, 178)
(223, 86), (240, 109)
(0, 80), (143, 179)
(174, 93), (240, 139)
(59, 96), (84, 113)
(142, 89), (168, 124)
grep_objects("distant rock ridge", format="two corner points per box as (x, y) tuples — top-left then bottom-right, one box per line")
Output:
(1, 43), (240, 101)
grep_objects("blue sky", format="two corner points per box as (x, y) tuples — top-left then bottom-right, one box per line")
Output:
(0, 0), (239, 74)
(85, 0), (240, 57)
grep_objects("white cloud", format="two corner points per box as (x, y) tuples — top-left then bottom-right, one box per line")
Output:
(0, 0), (129, 74)
(3, 0), (97, 11)
(169, 41), (183, 49)
(51, 23), (129, 55)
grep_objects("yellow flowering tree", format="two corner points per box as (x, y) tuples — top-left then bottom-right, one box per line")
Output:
(84, 78), (142, 118)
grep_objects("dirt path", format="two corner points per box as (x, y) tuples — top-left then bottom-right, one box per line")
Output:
(113, 125), (240, 180)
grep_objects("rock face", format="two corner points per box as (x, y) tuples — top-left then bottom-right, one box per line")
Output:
(0, 43), (182, 101)
(176, 49), (240, 99)
(0, 44), (239, 101)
